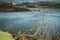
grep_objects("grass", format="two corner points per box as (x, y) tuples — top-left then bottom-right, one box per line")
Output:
(0, 31), (14, 40)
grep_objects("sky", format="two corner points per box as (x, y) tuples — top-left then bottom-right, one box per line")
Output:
(0, 0), (60, 3)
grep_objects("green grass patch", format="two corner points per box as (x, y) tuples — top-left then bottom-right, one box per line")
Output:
(0, 31), (14, 40)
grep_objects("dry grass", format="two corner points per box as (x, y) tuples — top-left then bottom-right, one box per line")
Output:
(15, 34), (60, 40)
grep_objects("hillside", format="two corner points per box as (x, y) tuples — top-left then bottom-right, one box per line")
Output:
(0, 2), (60, 12)
(0, 3), (31, 12)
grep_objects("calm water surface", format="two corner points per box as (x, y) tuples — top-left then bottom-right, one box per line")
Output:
(0, 9), (60, 34)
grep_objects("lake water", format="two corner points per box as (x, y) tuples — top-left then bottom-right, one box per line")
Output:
(0, 9), (60, 35)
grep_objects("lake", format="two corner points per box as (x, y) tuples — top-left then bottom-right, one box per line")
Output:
(0, 9), (60, 35)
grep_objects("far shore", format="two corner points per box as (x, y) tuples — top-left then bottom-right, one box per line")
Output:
(0, 3), (60, 12)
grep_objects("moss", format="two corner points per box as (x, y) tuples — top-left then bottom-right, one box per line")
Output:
(0, 31), (14, 40)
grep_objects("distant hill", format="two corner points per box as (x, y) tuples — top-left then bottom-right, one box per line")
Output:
(0, 3), (31, 12)
(0, 2), (60, 12)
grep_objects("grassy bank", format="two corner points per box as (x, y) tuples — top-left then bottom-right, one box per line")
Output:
(0, 30), (60, 40)
(0, 31), (14, 40)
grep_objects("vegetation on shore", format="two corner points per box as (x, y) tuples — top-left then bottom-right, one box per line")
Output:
(0, 30), (60, 40)
(0, 2), (60, 12)
(0, 31), (14, 40)
(0, 3), (31, 12)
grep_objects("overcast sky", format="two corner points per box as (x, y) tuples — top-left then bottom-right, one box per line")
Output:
(0, 0), (60, 3)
